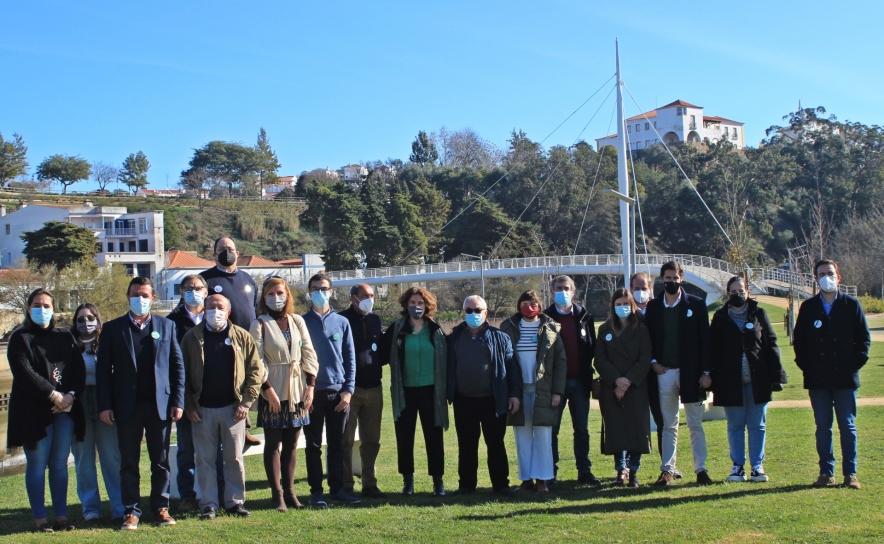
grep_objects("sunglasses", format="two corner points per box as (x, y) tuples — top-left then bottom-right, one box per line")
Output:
(463, 308), (486, 314)
(76, 316), (97, 323)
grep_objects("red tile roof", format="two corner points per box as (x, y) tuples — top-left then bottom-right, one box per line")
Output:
(237, 255), (280, 267)
(703, 115), (744, 125)
(276, 258), (303, 266)
(166, 250), (214, 268)
(660, 99), (702, 109)
(625, 110), (658, 122)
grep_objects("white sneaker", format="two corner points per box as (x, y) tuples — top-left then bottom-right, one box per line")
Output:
(726, 464), (747, 482)
(750, 466), (769, 482)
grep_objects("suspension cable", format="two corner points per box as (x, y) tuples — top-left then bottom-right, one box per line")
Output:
(572, 104), (616, 256)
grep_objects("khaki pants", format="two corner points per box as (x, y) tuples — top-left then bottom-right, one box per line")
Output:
(193, 403), (246, 510)
(342, 386), (384, 490)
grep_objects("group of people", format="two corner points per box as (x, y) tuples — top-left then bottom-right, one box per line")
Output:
(7, 240), (871, 533)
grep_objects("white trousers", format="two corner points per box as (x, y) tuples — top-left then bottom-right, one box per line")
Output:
(657, 368), (707, 473)
(514, 385), (554, 481)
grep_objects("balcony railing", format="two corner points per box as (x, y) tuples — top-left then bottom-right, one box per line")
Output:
(688, 123), (697, 130)
(105, 228), (136, 237)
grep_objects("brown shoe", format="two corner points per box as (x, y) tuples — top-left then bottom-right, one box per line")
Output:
(177, 498), (199, 513)
(120, 513), (139, 531)
(515, 480), (535, 493)
(812, 474), (837, 488)
(362, 486), (387, 499)
(653, 471), (674, 486)
(844, 475), (862, 489)
(154, 507), (176, 526)
(244, 432), (262, 447)
(536, 480), (549, 494)
(283, 489), (304, 509)
(52, 519), (75, 531)
(696, 470), (713, 485)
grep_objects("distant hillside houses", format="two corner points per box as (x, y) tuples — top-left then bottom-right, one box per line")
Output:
(596, 99), (745, 151)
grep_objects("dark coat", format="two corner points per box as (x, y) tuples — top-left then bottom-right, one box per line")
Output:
(542, 302), (597, 394)
(6, 324), (86, 448)
(499, 313), (567, 427)
(447, 322), (522, 417)
(96, 314), (185, 422)
(709, 300), (783, 406)
(644, 288), (711, 404)
(594, 320), (652, 454)
(166, 303), (200, 346)
(793, 292), (870, 390)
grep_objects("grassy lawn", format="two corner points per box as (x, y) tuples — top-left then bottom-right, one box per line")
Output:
(1, 400), (882, 542)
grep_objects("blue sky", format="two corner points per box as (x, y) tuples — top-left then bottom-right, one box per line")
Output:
(2, 1), (881, 191)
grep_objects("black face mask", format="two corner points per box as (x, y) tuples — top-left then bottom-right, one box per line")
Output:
(217, 249), (236, 267)
(728, 293), (747, 307)
(663, 281), (680, 295)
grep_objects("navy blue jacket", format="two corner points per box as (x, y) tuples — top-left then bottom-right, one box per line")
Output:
(199, 266), (258, 330)
(794, 291), (870, 390)
(447, 322), (522, 416)
(96, 314), (186, 422)
(302, 307), (356, 394)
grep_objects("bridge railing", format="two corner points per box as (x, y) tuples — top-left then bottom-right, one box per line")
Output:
(747, 267), (857, 297)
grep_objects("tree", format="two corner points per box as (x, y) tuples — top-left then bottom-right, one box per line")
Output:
(0, 132), (28, 188)
(182, 141), (262, 195)
(409, 130), (439, 166)
(118, 151), (150, 194)
(409, 176), (451, 260)
(359, 178), (401, 267)
(179, 167), (213, 210)
(0, 259), (53, 315)
(35, 154), (91, 194)
(91, 161), (119, 193)
(306, 181), (366, 270)
(388, 182), (427, 264)
(22, 221), (100, 269)
(255, 127), (281, 196)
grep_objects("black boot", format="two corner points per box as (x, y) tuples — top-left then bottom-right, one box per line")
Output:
(401, 475), (414, 496)
(432, 476), (445, 497)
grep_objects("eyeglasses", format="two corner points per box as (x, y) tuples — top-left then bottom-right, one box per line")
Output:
(520, 302), (539, 308)
(180, 286), (206, 292)
(76, 316), (97, 323)
(309, 287), (331, 293)
(463, 307), (486, 314)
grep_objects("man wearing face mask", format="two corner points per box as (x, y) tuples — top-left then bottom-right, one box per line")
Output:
(542, 275), (600, 486)
(447, 296), (522, 495)
(96, 277), (185, 530)
(338, 283), (387, 498)
(631, 272), (653, 316)
(644, 261), (713, 486)
(181, 295), (263, 520)
(794, 259), (870, 489)
(301, 274), (359, 507)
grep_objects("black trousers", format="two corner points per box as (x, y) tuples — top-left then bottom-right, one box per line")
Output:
(453, 395), (509, 491)
(394, 385), (444, 477)
(304, 390), (349, 494)
(117, 402), (172, 517)
(647, 372), (664, 458)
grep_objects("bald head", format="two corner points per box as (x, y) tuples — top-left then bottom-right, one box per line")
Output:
(350, 283), (375, 314)
(205, 294), (230, 311)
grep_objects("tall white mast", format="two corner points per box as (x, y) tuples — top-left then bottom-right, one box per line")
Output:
(615, 38), (632, 288)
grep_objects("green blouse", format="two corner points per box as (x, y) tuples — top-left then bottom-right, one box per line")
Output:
(403, 325), (435, 387)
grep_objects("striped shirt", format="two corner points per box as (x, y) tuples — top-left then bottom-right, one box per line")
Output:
(516, 319), (541, 384)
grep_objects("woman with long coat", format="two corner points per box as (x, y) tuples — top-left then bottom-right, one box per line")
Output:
(594, 288), (652, 487)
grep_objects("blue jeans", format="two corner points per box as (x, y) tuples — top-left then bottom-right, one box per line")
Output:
(552, 378), (591, 475)
(808, 389), (858, 477)
(24, 413), (74, 519)
(723, 383), (768, 469)
(613, 452), (642, 472)
(176, 415), (225, 502)
(72, 413), (124, 519)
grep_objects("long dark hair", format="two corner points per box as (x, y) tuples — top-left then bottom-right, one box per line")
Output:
(609, 288), (639, 331)
(24, 288), (56, 329)
(71, 303), (102, 354)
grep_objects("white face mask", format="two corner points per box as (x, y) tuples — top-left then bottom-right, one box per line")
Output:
(357, 297), (374, 314)
(265, 295), (286, 311)
(632, 290), (650, 305)
(818, 275), (838, 293)
(206, 309), (228, 329)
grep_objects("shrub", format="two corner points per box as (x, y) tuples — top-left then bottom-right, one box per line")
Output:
(858, 295), (884, 314)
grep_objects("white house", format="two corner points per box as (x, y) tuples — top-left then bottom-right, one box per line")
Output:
(595, 99), (745, 151)
(0, 202), (165, 280)
(340, 164), (368, 182)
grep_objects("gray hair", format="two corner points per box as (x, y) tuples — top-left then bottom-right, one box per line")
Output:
(463, 295), (487, 311)
(181, 274), (207, 290)
(550, 275), (576, 292)
(205, 293), (231, 310)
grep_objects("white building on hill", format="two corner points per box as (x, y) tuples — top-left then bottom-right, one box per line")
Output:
(595, 99), (745, 151)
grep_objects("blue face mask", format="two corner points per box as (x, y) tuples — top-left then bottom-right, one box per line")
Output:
(465, 312), (484, 328)
(311, 290), (331, 308)
(129, 296), (152, 317)
(184, 290), (205, 307)
(555, 291), (571, 307)
(30, 307), (53, 326)
(614, 306), (632, 319)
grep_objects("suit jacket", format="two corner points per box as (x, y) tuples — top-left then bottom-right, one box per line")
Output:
(644, 288), (711, 404)
(96, 313), (186, 422)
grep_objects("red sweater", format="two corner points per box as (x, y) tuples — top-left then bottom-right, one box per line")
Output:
(557, 313), (582, 379)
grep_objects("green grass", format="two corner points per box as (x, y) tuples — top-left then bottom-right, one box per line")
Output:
(774, 339), (884, 401)
(2, 402), (883, 542)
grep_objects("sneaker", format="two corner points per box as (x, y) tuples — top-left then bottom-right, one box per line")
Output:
(812, 474), (837, 488)
(154, 507), (176, 526)
(309, 492), (328, 508)
(83, 512), (101, 522)
(178, 498), (199, 513)
(653, 471), (674, 486)
(362, 486), (387, 499)
(614, 469), (629, 486)
(578, 472), (601, 485)
(696, 470), (713, 485)
(727, 464), (747, 482)
(750, 467), (769, 482)
(432, 477), (446, 497)
(225, 504), (251, 517)
(671, 468), (684, 480)
(120, 513), (139, 531)
(329, 489), (361, 504)
(628, 472), (640, 488)
(844, 475), (861, 489)
(200, 507), (216, 520)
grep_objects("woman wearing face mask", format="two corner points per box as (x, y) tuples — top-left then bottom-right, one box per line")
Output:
(249, 277), (318, 511)
(7, 289), (86, 532)
(379, 286), (448, 496)
(710, 276), (782, 483)
(69, 304), (124, 523)
(593, 288), (652, 487)
(500, 290), (566, 493)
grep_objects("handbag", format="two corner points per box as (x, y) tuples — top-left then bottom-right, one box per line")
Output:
(591, 377), (603, 400)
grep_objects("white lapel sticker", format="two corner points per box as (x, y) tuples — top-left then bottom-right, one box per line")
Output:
(746, 323), (754, 329)
(244, 285), (252, 293)
(224, 338), (232, 346)
(371, 343), (377, 352)
(214, 285), (223, 293)
(814, 320), (822, 329)
(151, 331), (160, 340)
(581, 329), (587, 337)
(605, 333), (612, 342)
(686, 309), (693, 317)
